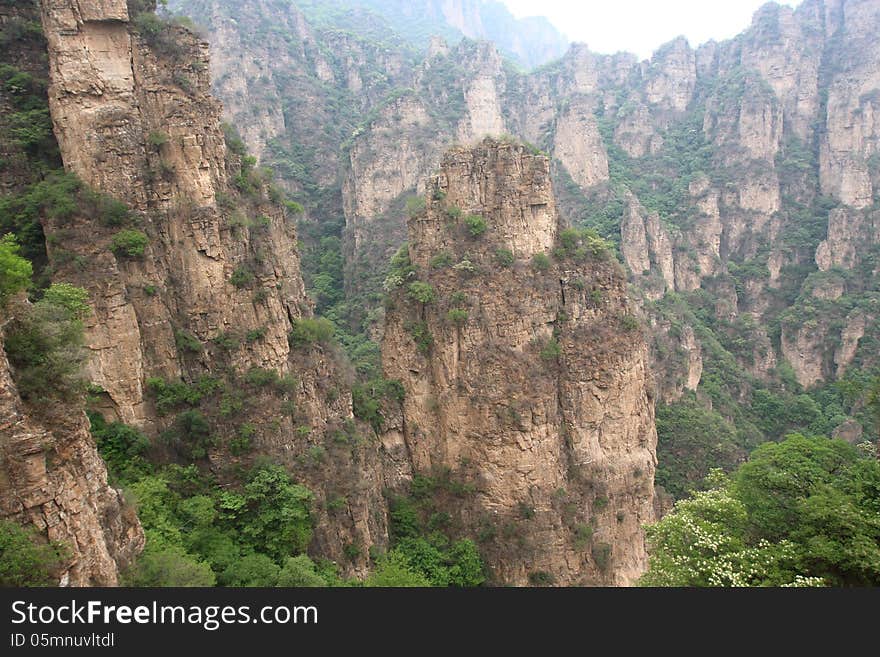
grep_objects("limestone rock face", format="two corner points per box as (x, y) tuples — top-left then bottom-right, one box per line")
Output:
(644, 37), (696, 113)
(343, 95), (435, 249)
(382, 140), (657, 585)
(552, 98), (609, 191)
(39, 0), (305, 426)
(819, 0), (880, 208)
(0, 327), (144, 586)
(33, 0), (392, 574)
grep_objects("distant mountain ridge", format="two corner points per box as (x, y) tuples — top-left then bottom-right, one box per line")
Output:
(292, 0), (570, 69)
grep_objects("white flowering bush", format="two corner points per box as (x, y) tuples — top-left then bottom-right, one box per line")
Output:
(641, 434), (880, 588)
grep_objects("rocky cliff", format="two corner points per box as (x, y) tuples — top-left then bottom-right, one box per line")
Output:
(0, 326), (143, 586)
(4, 0), (395, 578)
(173, 0), (880, 502)
(382, 139), (657, 585)
(0, 0), (143, 585)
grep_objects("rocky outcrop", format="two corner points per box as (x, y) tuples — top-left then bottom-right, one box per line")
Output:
(39, 0), (306, 426)
(0, 323), (144, 586)
(552, 97), (609, 191)
(33, 0), (392, 575)
(644, 37), (696, 114)
(382, 140), (657, 585)
(819, 0), (880, 208)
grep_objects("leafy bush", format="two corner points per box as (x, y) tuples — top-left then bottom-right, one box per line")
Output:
(532, 252), (551, 271)
(642, 435), (880, 587)
(0, 520), (67, 587)
(288, 317), (335, 347)
(0, 234), (32, 303)
(408, 281), (436, 304)
(620, 314), (640, 331)
(174, 329), (202, 354)
(407, 321), (433, 355)
(405, 195), (426, 218)
(110, 229), (149, 258)
(230, 265), (255, 289)
(147, 131), (169, 148)
(447, 308), (468, 326)
(540, 338), (561, 362)
(88, 412), (151, 482)
(124, 544), (216, 587)
(146, 376), (220, 415)
(592, 543), (612, 572)
(494, 248), (514, 267)
(161, 409), (216, 459)
(353, 377), (405, 432)
(429, 251), (454, 269)
(4, 283), (90, 402)
(464, 214), (488, 237)
(276, 555), (327, 587)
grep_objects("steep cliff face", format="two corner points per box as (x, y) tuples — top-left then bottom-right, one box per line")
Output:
(39, 0), (304, 426)
(0, 0), (143, 587)
(382, 140), (657, 585)
(0, 326), (144, 585)
(30, 0), (393, 575)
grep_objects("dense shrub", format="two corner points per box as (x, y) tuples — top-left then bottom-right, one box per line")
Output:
(4, 283), (90, 402)
(230, 265), (255, 288)
(288, 317), (335, 347)
(407, 281), (436, 304)
(0, 520), (67, 587)
(642, 435), (880, 587)
(110, 229), (149, 258)
(464, 214), (488, 237)
(532, 252), (551, 271)
(0, 234), (32, 303)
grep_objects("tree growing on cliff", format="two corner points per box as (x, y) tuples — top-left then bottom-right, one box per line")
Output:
(641, 434), (880, 587)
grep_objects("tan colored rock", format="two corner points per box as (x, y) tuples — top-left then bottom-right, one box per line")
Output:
(818, 0), (880, 207)
(644, 37), (696, 113)
(834, 311), (866, 378)
(816, 207), (880, 271)
(620, 196), (675, 298)
(383, 139), (657, 586)
(781, 325), (825, 389)
(614, 104), (663, 158)
(0, 324), (143, 586)
(832, 418), (864, 445)
(552, 97), (609, 190)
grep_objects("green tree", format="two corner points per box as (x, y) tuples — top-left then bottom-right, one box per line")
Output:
(4, 284), (90, 401)
(642, 435), (880, 587)
(0, 520), (67, 587)
(364, 551), (432, 587)
(0, 234), (32, 303)
(276, 555), (328, 587)
(124, 545), (216, 587)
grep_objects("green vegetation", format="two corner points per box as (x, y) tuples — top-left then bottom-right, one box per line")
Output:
(464, 214), (488, 237)
(384, 472), (486, 587)
(531, 252), (551, 271)
(229, 265), (256, 288)
(0, 234), (32, 303)
(352, 377), (405, 433)
(407, 281), (436, 304)
(174, 329), (202, 354)
(4, 283), (90, 402)
(539, 338), (562, 362)
(288, 317), (335, 347)
(494, 248), (514, 268)
(110, 229), (149, 258)
(0, 520), (68, 587)
(407, 321), (433, 355)
(642, 435), (880, 586)
(446, 308), (468, 326)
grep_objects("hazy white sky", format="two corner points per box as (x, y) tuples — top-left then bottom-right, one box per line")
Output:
(500, 0), (803, 59)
